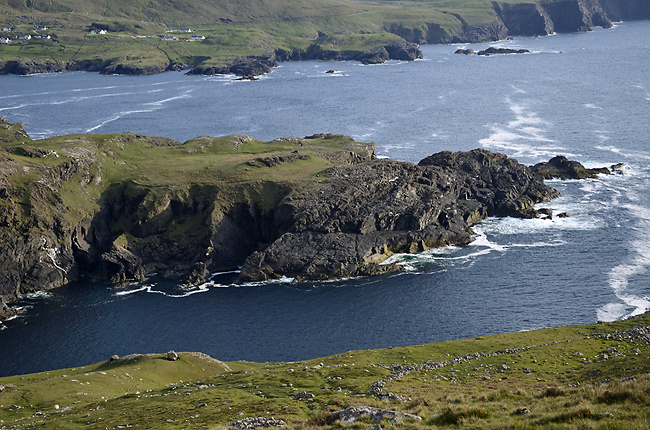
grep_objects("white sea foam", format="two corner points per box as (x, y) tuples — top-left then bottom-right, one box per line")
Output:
(22, 291), (53, 299)
(114, 283), (217, 298)
(241, 276), (295, 287)
(479, 95), (578, 159)
(598, 194), (650, 321)
(595, 145), (650, 161)
(85, 109), (155, 132)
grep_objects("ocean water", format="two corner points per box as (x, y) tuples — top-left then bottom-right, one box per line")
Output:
(1, 21), (649, 377)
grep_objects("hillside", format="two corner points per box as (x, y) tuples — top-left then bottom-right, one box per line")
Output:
(1, 0), (648, 76)
(1, 312), (649, 428)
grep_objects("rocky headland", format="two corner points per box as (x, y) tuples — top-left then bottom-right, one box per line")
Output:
(0, 116), (619, 320)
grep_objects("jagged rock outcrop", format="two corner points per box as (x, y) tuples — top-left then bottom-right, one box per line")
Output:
(493, 2), (555, 36)
(541, 0), (612, 33)
(239, 149), (560, 281)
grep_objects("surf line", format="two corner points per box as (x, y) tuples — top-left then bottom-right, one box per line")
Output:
(598, 192), (650, 321)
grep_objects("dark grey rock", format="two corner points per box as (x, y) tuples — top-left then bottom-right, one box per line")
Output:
(531, 155), (611, 179)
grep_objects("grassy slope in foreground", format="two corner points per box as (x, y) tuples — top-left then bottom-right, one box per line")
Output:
(1, 313), (649, 429)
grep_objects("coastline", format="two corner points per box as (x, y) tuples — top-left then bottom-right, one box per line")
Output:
(1, 0), (648, 78)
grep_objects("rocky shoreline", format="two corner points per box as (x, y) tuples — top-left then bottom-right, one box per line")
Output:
(0, 117), (620, 320)
(1, 0), (648, 78)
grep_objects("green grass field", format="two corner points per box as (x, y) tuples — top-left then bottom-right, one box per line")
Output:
(1, 313), (648, 429)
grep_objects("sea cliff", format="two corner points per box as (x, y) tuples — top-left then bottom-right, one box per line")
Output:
(1, 116), (618, 319)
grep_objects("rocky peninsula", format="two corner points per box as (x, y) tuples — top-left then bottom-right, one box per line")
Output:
(0, 117), (619, 319)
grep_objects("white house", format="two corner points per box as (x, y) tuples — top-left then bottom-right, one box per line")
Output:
(190, 35), (205, 40)
(34, 25), (48, 31)
(2, 27), (11, 32)
(90, 29), (107, 35)
(18, 34), (31, 40)
(179, 28), (192, 33)
(0, 37), (9, 44)
(161, 35), (177, 41)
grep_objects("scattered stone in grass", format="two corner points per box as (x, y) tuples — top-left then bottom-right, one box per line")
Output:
(515, 408), (531, 415)
(229, 416), (286, 428)
(293, 391), (314, 400)
(332, 406), (421, 425)
(498, 364), (510, 373)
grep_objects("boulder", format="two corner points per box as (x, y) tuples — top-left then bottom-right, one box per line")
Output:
(293, 391), (315, 400)
(166, 351), (179, 361)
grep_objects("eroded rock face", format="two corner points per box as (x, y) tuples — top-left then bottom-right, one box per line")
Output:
(240, 149), (560, 281)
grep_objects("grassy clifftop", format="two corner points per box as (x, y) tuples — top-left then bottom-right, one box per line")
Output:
(1, 313), (649, 429)
(0, 115), (377, 306)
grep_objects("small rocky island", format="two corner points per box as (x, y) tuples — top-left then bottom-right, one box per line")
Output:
(0, 116), (617, 318)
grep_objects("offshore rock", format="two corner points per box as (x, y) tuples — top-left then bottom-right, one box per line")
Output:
(240, 149), (560, 281)
(530, 155), (611, 179)
(477, 47), (530, 56)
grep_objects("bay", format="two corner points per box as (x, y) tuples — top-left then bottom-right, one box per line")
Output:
(1, 22), (649, 377)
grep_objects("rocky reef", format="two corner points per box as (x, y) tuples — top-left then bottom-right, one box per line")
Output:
(0, 116), (596, 319)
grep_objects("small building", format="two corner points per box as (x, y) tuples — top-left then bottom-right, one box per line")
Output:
(0, 37), (9, 44)
(18, 34), (31, 40)
(190, 35), (205, 40)
(90, 29), (107, 35)
(2, 27), (11, 32)
(161, 35), (177, 41)
(179, 28), (192, 33)
(34, 25), (48, 31)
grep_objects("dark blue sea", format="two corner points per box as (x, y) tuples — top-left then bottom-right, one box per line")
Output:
(1, 21), (649, 377)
